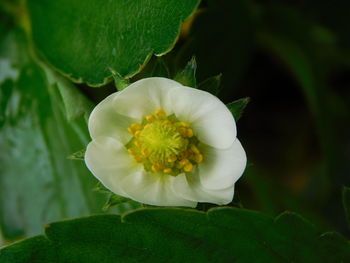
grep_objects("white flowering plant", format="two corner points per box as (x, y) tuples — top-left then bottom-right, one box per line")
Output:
(2, 0), (350, 261)
(85, 77), (247, 208)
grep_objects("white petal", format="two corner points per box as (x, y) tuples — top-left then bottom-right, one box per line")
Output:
(172, 170), (235, 205)
(85, 136), (142, 197)
(120, 172), (197, 207)
(88, 92), (137, 144)
(198, 139), (246, 190)
(168, 86), (236, 149)
(112, 77), (183, 119)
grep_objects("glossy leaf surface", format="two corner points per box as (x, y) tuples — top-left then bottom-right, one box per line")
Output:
(1, 208), (349, 262)
(28, 0), (200, 86)
(0, 28), (104, 240)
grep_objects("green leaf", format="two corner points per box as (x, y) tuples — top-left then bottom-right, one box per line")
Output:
(319, 232), (350, 262)
(0, 236), (55, 262)
(1, 208), (350, 262)
(198, 74), (222, 96)
(0, 29), (104, 241)
(44, 67), (94, 121)
(27, 0), (200, 86)
(226, 97), (250, 121)
(174, 57), (197, 88)
(343, 186), (350, 228)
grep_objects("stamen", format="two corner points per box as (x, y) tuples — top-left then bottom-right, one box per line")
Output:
(141, 148), (150, 157)
(151, 164), (159, 173)
(146, 114), (155, 122)
(168, 156), (177, 162)
(179, 159), (189, 167)
(126, 109), (204, 176)
(180, 122), (190, 127)
(186, 129), (193, 138)
(162, 120), (171, 126)
(134, 140), (141, 147)
(163, 168), (172, 174)
(134, 156), (143, 163)
(131, 123), (142, 130)
(155, 109), (166, 118)
(194, 154), (203, 163)
(184, 162), (193, 172)
(134, 130), (141, 137)
(191, 145), (200, 154)
(178, 127), (187, 136)
(127, 148), (135, 155)
(127, 127), (134, 134)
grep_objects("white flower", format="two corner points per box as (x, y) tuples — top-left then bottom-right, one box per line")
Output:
(85, 77), (246, 207)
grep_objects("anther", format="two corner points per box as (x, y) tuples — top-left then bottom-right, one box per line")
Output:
(131, 123), (142, 130)
(194, 154), (203, 163)
(163, 168), (172, 174)
(151, 164), (159, 173)
(190, 145), (200, 154)
(178, 127), (187, 136)
(162, 120), (171, 126)
(168, 156), (177, 163)
(141, 148), (150, 157)
(134, 140), (142, 147)
(179, 159), (189, 167)
(135, 131), (141, 138)
(183, 162), (193, 172)
(146, 115), (155, 122)
(180, 122), (190, 127)
(155, 109), (166, 118)
(181, 150), (192, 159)
(134, 156), (144, 163)
(186, 129), (193, 138)
(143, 123), (151, 130)
(127, 127), (134, 134)
(127, 148), (135, 155)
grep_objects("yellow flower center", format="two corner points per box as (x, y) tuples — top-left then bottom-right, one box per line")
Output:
(126, 109), (203, 176)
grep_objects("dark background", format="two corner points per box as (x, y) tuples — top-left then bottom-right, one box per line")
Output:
(136, 0), (350, 235)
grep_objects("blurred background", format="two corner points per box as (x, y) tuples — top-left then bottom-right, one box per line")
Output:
(1, 0), (350, 245)
(176, 0), (350, 235)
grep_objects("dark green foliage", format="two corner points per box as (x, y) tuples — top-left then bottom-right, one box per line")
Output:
(0, 28), (104, 241)
(28, 0), (200, 86)
(1, 208), (350, 263)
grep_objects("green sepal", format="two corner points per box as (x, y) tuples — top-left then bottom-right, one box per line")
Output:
(226, 97), (250, 121)
(198, 74), (222, 96)
(67, 148), (86, 161)
(175, 57), (197, 88)
(111, 70), (130, 91)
